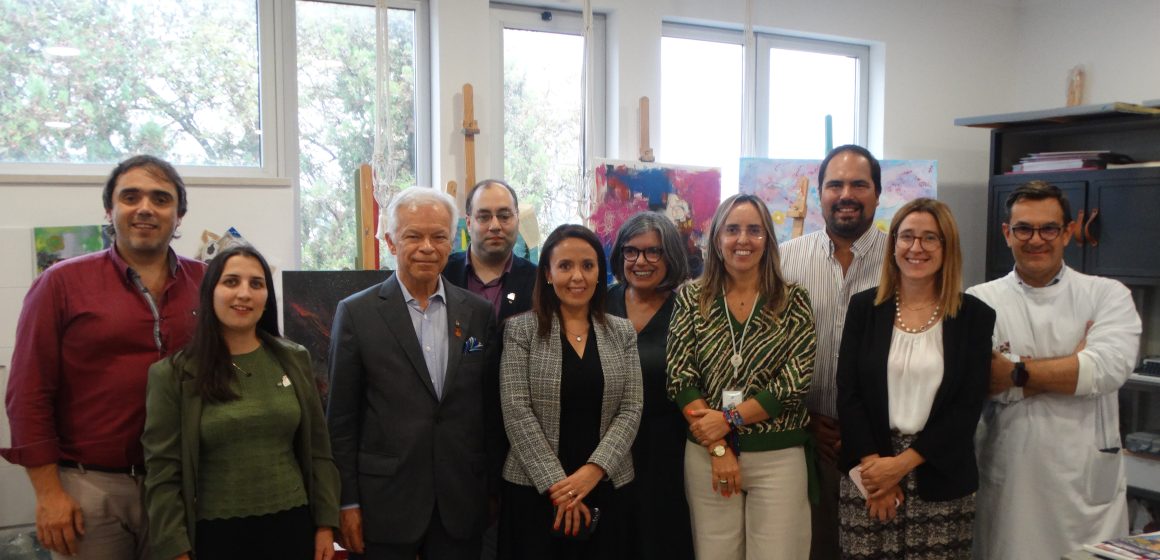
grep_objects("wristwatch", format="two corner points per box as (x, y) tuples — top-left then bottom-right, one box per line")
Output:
(1011, 361), (1029, 388)
(710, 444), (727, 457)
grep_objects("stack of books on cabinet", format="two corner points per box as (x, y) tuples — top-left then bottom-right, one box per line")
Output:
(1007, 151), (1133, 174)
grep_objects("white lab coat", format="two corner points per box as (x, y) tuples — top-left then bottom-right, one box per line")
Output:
(967, 266), (1141, 560)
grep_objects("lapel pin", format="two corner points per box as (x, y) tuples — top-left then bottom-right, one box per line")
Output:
(454, 319), (463, 338)
(507, 292), (516, 303)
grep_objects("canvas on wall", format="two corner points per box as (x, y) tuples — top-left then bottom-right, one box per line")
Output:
(33, 225), (110, 276)
(282, 270), (391, 406)
(739, 158), (937, 243)
(591, 159), (721, 278)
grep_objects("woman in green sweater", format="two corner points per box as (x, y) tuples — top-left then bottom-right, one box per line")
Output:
(667, 193), (818, 560)
(142, 245), (340, 560)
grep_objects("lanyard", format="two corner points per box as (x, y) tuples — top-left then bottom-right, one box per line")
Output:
(723, 287), (758, 385)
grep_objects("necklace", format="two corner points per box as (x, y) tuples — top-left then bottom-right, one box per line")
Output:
(231, 361), (253, 377)
(895, 290), (941, 333)
(723, 287), (758, 372)
(564, 326), (588, 343)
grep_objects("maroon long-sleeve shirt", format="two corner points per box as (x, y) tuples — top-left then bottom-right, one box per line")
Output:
(2, 247), (205, 469)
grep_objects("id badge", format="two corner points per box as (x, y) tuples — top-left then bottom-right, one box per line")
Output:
(721, 390), (743, 409)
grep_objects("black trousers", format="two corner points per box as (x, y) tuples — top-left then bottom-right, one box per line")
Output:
(195, 504), (315, 560)
(354, 505), (481, 560)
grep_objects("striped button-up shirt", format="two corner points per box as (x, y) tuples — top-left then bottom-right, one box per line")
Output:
(779, 227), (887, 418)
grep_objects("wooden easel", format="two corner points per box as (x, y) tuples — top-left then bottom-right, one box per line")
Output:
(356, 164), (380, 269)
(451, 83), (480, 199)
(639, 96), (655, 162)
(788, 175), (808, 239)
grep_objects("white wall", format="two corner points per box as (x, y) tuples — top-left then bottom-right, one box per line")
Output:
(1012, 0), (1160, 111)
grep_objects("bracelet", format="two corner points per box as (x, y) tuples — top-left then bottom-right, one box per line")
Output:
(722, 408), (744, 429)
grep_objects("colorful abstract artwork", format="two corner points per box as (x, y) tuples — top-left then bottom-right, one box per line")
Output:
(592, 159), (721, 278)
(739, 158), (937, 243)
(33, 225), (109, 276)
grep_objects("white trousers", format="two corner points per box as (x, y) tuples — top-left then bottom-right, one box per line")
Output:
(685, 440), (811, 560)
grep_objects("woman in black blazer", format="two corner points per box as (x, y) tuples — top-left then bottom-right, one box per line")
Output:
(836, 198), (995, 559)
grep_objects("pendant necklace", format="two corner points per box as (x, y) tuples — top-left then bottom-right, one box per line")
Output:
(723, 287), (758, 375)
(564, 326), (588, 343)
(895, 290), (941, 333)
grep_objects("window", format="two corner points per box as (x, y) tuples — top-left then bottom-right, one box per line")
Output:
(757, 35), (868, 159)
(492, 4), (605, 247)
(0, 0), (266, 171)
(660, 24), (869, 197)
(660, 26), (743, 195)
(296, 0), (425, 270)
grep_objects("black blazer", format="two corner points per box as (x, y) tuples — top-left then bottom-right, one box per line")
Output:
(326, 274), (500, 543)
(442, 251), (537, 323)
(837, 288), (995, 502)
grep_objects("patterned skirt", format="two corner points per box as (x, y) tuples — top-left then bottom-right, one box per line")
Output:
(838, 432), (974, 560)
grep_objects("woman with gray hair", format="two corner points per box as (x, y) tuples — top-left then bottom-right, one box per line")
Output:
(607, 211), (694, 559)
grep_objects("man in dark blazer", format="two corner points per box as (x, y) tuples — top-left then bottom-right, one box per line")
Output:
(442, 179), (536, 324)
(328, 187), (499, 559)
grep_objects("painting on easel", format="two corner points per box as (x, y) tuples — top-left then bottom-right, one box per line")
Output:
(739, 158), (937, 243)
(591, 159), (721, 278)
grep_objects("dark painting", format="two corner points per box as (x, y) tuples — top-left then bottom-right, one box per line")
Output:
(282, 270), (392, 407)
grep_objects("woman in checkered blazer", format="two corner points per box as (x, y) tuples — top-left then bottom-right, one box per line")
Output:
(497, 224), (643, 559)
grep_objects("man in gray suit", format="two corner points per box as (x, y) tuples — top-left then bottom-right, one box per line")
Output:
(327, 187), (499, 559)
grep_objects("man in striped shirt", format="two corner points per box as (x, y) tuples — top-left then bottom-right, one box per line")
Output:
(779, 145), (887, 560)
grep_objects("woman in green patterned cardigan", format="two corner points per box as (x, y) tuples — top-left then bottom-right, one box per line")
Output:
(667, 193), (818, 560)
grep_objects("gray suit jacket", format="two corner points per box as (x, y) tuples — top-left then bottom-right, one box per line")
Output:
(327, 274), (499, 543)
(500, 312), (643, 493)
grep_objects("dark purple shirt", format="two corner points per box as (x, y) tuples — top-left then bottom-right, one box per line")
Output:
(2, 247), (205, 468)
(464, 251), (515, 319)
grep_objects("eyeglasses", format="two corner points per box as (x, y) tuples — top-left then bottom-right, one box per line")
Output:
(895, 232), (943, 251)
(622, 246), (664, 263)
(721, 224), (766, 240)
(472, 211), (515, 225)
(1009, 223), (1063, 241)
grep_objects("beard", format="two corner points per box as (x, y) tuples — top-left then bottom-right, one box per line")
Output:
(826, 202), (872, 239)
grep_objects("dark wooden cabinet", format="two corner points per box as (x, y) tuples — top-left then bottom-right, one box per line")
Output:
(958, 106), (1160, 284)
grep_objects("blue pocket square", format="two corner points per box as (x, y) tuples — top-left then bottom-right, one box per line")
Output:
(463, 337), (484, 353)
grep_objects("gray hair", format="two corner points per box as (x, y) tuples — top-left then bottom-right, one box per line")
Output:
(610, 211), (690, 290)
(385, 187), (458, 239)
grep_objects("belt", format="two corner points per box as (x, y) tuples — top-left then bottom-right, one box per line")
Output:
(58, 460), (145, 476)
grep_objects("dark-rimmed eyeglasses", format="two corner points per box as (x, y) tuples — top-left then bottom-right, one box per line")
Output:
(1008, 223), (1063, 241)
(622, 246), (664, 263)
(895, 232), (943, 251)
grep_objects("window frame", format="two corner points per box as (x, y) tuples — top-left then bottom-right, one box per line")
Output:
(0, 0), (432, 193)
(755, 33), (870, 157)
(659, 22), (870, 161)
(488, 2), (607, 182)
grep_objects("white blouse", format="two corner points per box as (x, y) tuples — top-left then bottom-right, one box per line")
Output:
(887, 322), (944, 435)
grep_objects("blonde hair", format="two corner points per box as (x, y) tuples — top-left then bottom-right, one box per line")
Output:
(874, 198), (963, 318)
(697, 194), (788, 317)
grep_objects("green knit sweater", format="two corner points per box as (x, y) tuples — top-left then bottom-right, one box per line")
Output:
(197, 345), (308, 520)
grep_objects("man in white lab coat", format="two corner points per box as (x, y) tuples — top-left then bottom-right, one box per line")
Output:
(968, 180), (1142, 560)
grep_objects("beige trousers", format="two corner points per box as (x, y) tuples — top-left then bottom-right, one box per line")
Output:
(53, 467), (148, 560)
(685, 440), (811, 560)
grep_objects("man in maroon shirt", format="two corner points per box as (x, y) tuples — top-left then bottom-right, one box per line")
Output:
(2, 155), (206, 559)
